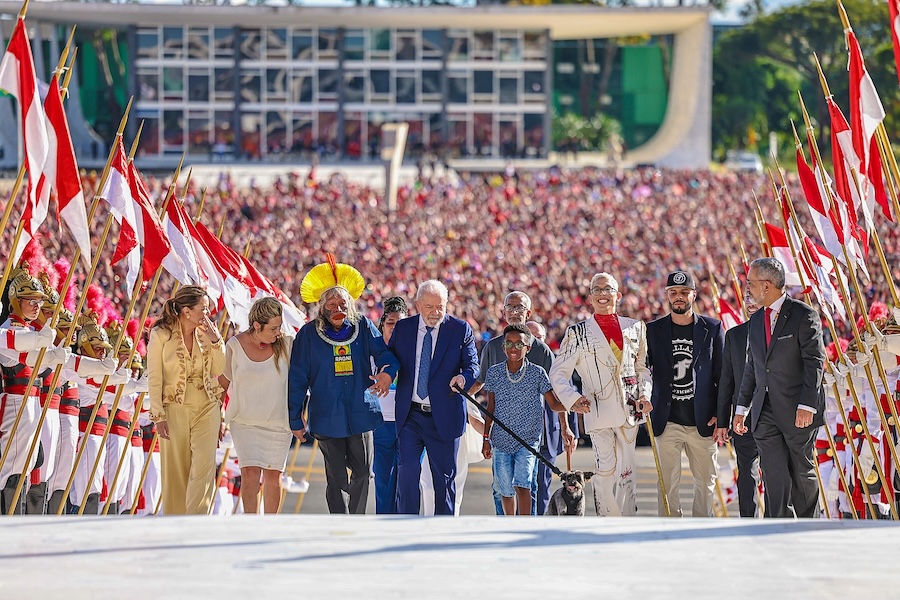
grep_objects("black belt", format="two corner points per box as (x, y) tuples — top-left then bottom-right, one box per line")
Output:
(411, 402), (432, 414)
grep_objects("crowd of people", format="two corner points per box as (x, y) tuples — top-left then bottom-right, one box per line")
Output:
(8, 165), (898, 352)
(2, 164), (900, 518)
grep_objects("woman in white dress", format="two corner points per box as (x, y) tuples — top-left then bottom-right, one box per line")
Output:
(221, 298), (292, 514)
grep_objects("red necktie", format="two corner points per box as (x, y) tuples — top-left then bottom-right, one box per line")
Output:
(765, 307), (773, 348)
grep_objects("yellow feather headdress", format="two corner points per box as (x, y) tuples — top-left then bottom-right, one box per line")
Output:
(300, 252), (365, 303)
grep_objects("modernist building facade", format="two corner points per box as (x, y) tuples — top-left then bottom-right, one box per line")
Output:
(0, 2), (712, 168)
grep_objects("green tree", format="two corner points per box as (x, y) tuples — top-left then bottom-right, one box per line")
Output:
(713, 0), (898, 160)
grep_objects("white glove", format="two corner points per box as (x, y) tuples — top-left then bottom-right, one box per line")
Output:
(133, 375), (149, 394)
(35, 323), (56, 348)
(99, 357), (119, 375)
(43, 346), (71, 369)
(862, 329), (884, 352)
(823, 371), (837, 389)
(835, 361), (851, 380)
(854, 349), (872, 369)
(107, 367), (131, 385)
(858, 442), (876, 485)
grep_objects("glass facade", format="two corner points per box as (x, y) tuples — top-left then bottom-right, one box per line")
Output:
(134, 25), (549, 159)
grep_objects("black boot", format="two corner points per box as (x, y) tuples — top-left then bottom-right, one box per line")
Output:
(106, 501), (119, 515)
(1, 475), (25, 515)
(47, 489), (66, 516)
(25, 481), (47, 515)
(82, 492), (100, 515)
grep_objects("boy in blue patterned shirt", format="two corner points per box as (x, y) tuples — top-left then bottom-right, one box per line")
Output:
(482, 324), (567, 515)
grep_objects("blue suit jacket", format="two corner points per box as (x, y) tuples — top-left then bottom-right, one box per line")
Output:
(389, 314), (479, 441)
(646, 313), (725, 437)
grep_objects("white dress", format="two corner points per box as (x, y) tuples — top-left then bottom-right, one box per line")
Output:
(224, 336), (293, 470)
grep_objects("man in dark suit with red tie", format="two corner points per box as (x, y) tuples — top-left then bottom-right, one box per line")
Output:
(389, 280), (479, 515)
(733, 258), (826, 518)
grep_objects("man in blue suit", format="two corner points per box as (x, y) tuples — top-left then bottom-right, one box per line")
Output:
(647, 271), (724, 517)
(389, 280), (479, 515)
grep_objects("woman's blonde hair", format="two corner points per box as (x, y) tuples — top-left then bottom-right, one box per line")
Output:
(248, 297), (288, 372)
(154, 285), (210, 332)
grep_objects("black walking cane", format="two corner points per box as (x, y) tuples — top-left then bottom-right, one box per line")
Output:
(453, 385), (563, 478)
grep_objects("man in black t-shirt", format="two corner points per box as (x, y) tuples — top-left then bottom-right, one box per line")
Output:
(646, 271), (725, 517)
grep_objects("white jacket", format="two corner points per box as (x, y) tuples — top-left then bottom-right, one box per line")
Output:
(550, 316), (652, 432)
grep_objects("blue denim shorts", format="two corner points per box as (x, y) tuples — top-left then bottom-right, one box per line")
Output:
(491, 445), (538, 498)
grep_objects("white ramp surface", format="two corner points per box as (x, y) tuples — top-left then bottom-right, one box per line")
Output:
(1, 517), (898, 599)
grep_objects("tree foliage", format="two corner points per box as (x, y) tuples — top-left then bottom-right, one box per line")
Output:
(552, 110), (621, 152)
(712, 0), (898, 161)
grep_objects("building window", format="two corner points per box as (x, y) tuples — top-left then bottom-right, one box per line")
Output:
(499, 76), (518, 104)
(162, 27), (184, 60)
(473, 70), (493, 95)
(187, 27), (210, 60)
(162, 67), (184, 102)
(421, 69), (441, 100)
(138, 69), (159, 101)
(396, 31), (416, 62)
(292, 30), (314, 60)
(345, 71), (365, 103)
(136, 112), (160, 155)
(318, 68), (339, 100)
(498, 35), (520, 62)
(214, 67), (234, 102)
(240, 112), (262, 159)
(369, 29), (391, 59)
(137, 28), (159, 60)
(214, 28), (234, 59)
(523, 31), (546, 60)
(318, 29), (339, 59)
(447, 30), (469, 61)
(214, 111), (234, 147)
(240, 69), (262, 103)
(266, 67), (289, 101)
(473, 31), (494, 61)
(422, 29), (443, 59)
(396, 73), (417, 104)
(448, 73), (467, 104)
(473, 113), (492, 155)
(523, 70), (544, 97)
(188, 70), (210, 103)
(266, 111), (288, 155)
(291, 114), (313, 153)
(163, 109), (184, 149)
(345, 30), (365, 61)
(291, 70), (314, 103)
(240, 29), (261, 61)
(369, 69), (391, 98)
(266, 29), (289, 60)
(188, 111), (211, 154)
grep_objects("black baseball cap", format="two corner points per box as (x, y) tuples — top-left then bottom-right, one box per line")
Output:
(665, 271), (695, 290)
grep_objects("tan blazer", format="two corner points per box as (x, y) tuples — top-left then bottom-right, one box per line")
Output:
(147, 326), (225, 422)
(549, 316), (652, 432)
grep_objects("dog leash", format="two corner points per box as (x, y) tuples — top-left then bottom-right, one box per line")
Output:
(453, 385), (563, 478)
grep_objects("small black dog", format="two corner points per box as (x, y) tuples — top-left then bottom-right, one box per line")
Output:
(545, 470), (594, 516)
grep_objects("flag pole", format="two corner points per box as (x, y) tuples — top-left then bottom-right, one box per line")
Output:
(726, 256), (748, 320)
(873, 126), (900, 224)
(101, 391), (145, 515)
(75, 153), (184, 515)
(810, 61), (900, 476)
(812, 56), (900, 308)
(129, 430), (158, 515)
(0, 35), (103, 497)
(772, 160), (875, 519)
(799, 93), (899, 519)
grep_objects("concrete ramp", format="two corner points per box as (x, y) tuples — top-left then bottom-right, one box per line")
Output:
(1, 516), (896, 598)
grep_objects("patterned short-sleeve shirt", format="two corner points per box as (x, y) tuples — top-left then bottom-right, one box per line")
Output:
(483, 359), (553, 454)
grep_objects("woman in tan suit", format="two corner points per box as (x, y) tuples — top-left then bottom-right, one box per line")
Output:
(147, 286), (225, 515)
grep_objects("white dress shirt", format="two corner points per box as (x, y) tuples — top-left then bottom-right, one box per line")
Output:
(413, 315), (441, 406)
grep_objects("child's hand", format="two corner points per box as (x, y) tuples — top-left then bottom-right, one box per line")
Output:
(482, 439), (492, 459)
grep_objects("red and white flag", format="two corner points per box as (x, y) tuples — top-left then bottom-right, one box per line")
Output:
(37, 73), (90, 264)
(763, 223), (803, 288)
(717, 298), (743, 331)
(802, 237), (847, 324)
(161, 199), (203, 287)
(0, 18), (50, 260)
(191, 221), (255, 329)
(182, 214), (224, 313)
(99, 140), (173, 295)
(845, 27), (890, 225)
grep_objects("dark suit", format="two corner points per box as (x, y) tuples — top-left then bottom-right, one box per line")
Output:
(647, 314), (724, 438)
(389, 314), (479, 515)
(646, 313), (724, 517)
(737, 295), (825, 518)
(716, 321), (760, 517)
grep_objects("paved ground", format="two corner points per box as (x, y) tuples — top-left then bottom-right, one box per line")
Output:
(280, 442), (743, 518)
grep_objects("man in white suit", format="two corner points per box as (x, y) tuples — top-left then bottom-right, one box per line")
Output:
(550, 272), (652, 516)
